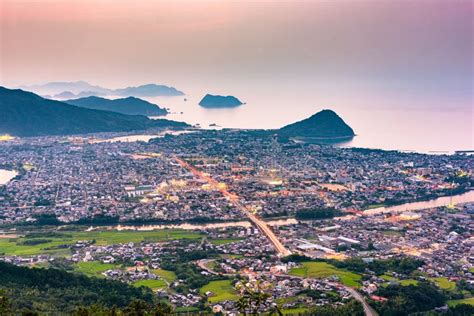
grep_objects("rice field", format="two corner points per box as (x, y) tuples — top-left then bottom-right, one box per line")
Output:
(73, 261), (120, 278)
(289, 261), (362, 287)
(199, 280), (239, 303)
(133, 279), (168, 290)
(0, 229), (203, 256)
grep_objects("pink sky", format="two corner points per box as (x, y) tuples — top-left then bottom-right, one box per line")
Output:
(0, 0), (472, 98)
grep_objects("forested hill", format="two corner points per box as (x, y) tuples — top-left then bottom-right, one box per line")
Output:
(0, 261), (154, 313)
(0, 87), (188, 137)
(278, 109), (355, 139)
(65, 96), (168, 116)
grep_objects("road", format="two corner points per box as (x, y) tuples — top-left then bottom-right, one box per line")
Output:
(289, 275), (378, 316)
(176, 154), (375, 315)
(174, 157), (291, 257)
(344, 286), (378, 316)
(196, 259), (219, 275)
(195, 259), (377, 316)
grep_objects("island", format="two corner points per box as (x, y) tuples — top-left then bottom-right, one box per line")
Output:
(198, 94), (244, 108)
(278, 109), (355, 141)
(114, 84), (184, 97)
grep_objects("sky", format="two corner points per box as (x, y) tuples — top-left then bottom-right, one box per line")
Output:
(0, 0), (472, 94)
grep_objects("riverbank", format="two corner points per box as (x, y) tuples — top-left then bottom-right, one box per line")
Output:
(86, 218), (298, 232)
(363, 189), (474, 216)
(2, 190), (472, 232)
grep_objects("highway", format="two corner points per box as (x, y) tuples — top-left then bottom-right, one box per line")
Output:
(174, 157), (292, 257)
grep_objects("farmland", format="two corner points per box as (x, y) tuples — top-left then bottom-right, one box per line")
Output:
(0, 229), (204, 256)
(289, 261), (362, 287)
(199, 280), (239, 303)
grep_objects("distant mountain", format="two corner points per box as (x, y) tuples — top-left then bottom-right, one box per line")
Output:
(114, 84), (184, 97)
(21, 81), (184, 98)
(21, 81), (112, 96)
(199, 94), (243, 108)
(65, 96), (168, 116)
(0, 87), (188, 137)
(53, 91), (107, 100)
(278, 109), (355, 139)
(53, 91), (76, 99)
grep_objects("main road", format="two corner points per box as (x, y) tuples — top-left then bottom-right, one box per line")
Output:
(174, 157), (292, 257)
(344, 286), (378, 316)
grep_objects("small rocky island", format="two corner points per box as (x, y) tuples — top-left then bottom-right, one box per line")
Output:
(278, 109), (355, 140)
(198, 94), (243, 108)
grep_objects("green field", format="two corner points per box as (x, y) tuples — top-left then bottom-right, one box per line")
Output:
(174, 307), (201, 313)
(289, 262), (362, 287)
(73, 261), (120, 278)
(281, 307), (310, 315)
(447, 297), (474, 307)
(152, 269), (176, 283)
(429, 277), (456, 290)
(0, 238), (72, 256)
(0, 229), (203, 256)
(133, 279), (167, 290)
(380, 274), (418, 286)
(199, 280), (239, 303)
(210, 238), (243, 245)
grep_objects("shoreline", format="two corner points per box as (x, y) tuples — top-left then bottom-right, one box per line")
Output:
(1, 127), (471, 155)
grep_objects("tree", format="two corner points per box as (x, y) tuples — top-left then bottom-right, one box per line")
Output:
(123, 299), (149, 316)
(446, 303), (474, 316)
(0, 290), (12, 315)
(236, 280), (278, 315)
(151, 302), (173, 316)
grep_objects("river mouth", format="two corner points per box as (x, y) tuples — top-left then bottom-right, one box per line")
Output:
(0, 169), (18, 185)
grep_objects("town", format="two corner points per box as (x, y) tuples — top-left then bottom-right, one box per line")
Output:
(0, 129), (473, 314)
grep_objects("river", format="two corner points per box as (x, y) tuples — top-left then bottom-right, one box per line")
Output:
(87, 218), (298, 232)
(363, 190), (474, 215)
(86, 191), (474, 232)
(91, 130), (196, 143)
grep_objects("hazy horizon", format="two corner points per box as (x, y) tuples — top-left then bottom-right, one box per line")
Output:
(1, 1), (472, 97)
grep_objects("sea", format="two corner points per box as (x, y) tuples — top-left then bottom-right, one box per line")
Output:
(141, 83), (473, 154)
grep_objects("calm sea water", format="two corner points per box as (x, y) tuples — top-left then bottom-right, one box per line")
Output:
(143, 83), (473, 154)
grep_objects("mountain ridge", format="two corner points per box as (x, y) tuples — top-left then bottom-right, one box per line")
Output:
(114, 84), (184, 97)
(20, 81), (184, 98)
(0, 87), (188, 137)
(65, 96), (168, 116)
